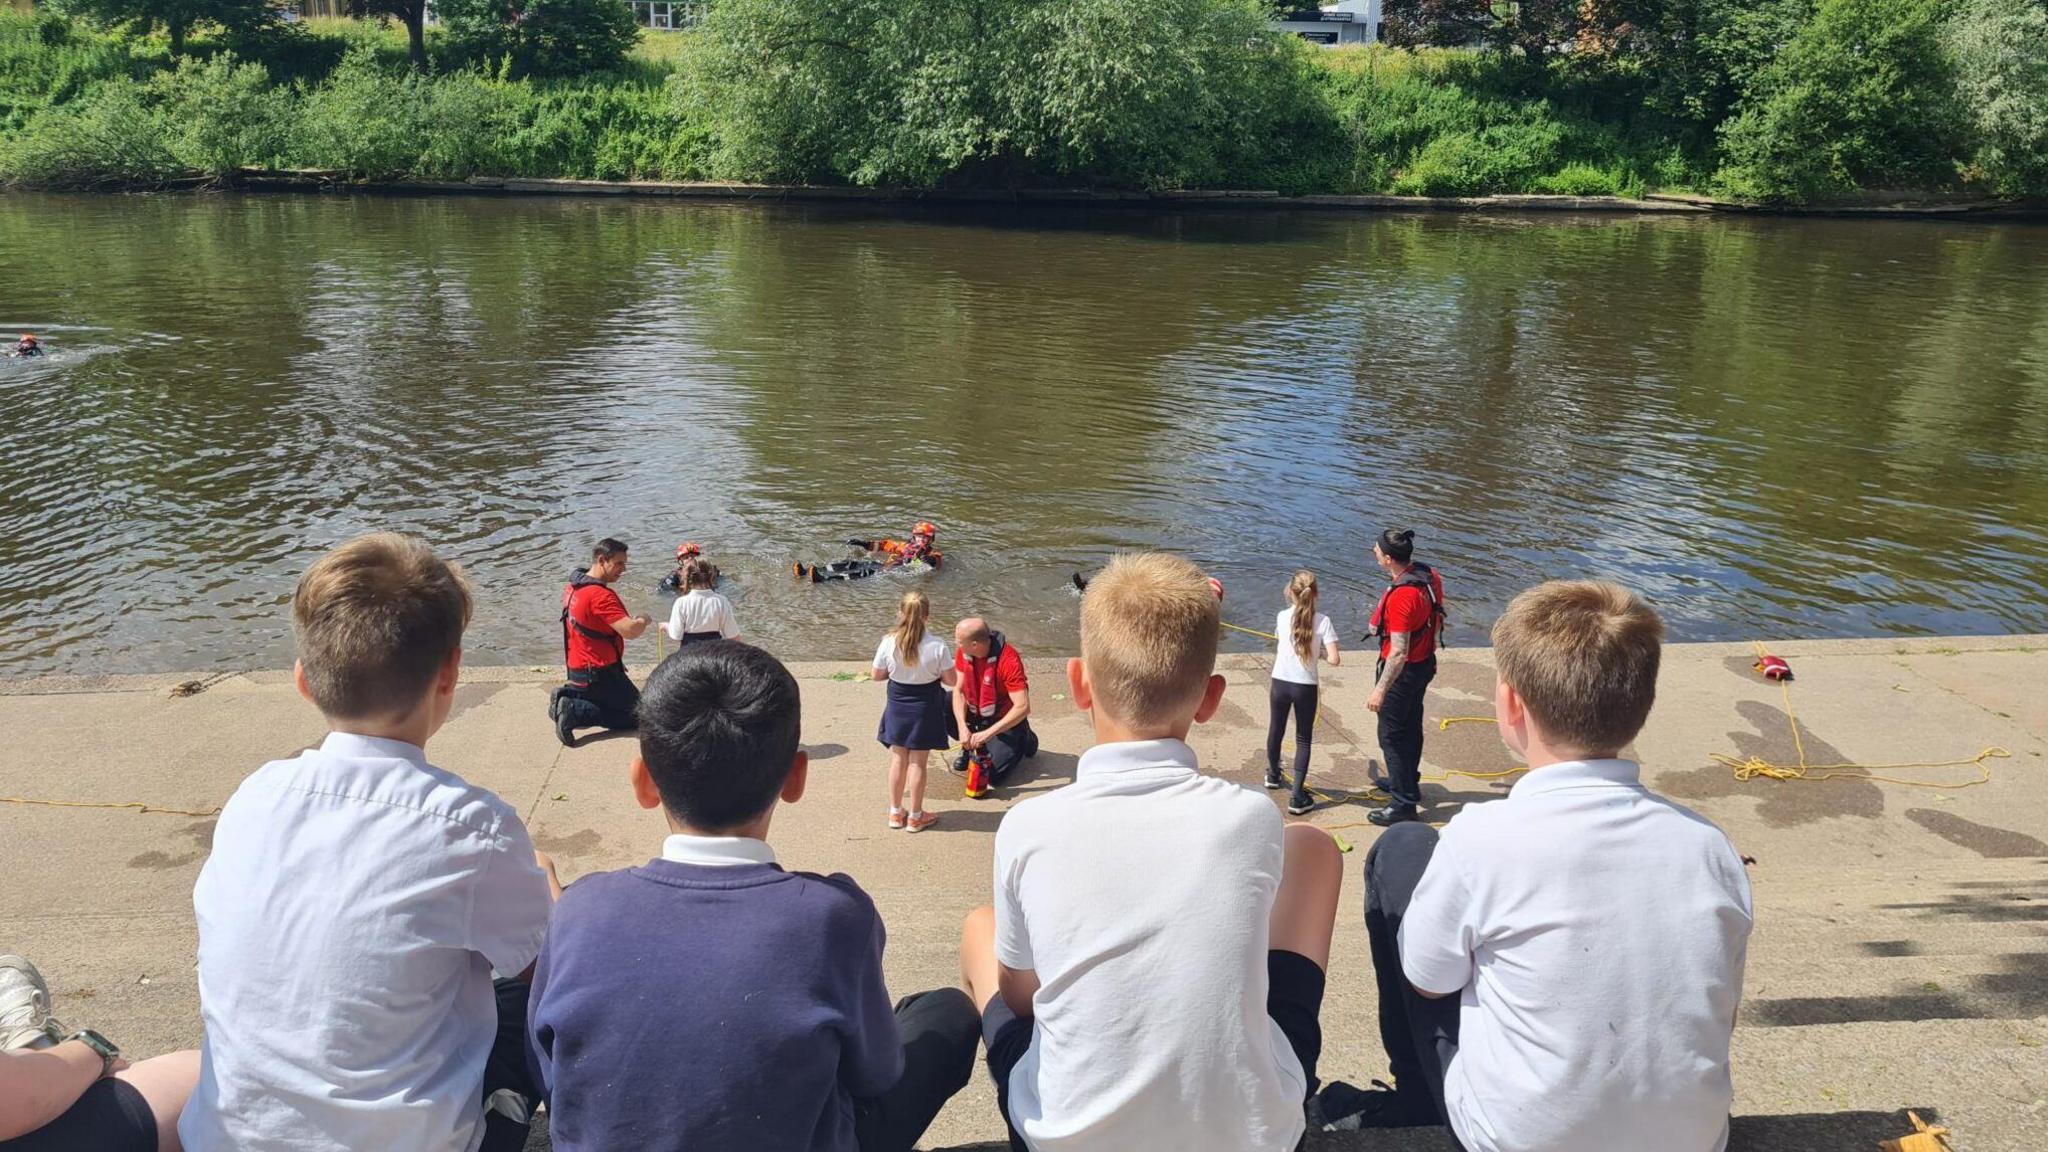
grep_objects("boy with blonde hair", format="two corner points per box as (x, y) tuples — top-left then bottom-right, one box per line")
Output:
(960, 552), (1343, 1152)
(1331, 580), (1752, 1152)
(183, 533), (555, 1152)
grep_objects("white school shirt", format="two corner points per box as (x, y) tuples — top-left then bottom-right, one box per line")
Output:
(872, 634), (951, 684)
(1399, 759), (1753, 1152)
(662, 588), (739, 641)
(1271, 606), (1339, 685)
(993, 739), (1305, 1152)
(182, 733), (552, 1152)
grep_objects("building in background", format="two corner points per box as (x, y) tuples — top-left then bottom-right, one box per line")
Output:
(1273, 0), (1379, 46)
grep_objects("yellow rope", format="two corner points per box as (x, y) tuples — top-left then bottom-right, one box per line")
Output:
(1, 796), (222, 818)
(1709, 650), (2007, 789)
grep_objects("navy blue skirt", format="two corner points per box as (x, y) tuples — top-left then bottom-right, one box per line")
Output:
(879, 678), (951, 751)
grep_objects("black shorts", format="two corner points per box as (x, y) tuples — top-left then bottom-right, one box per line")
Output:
(0, 1076), (157, 1152)
(982, 949), (1326, 1145)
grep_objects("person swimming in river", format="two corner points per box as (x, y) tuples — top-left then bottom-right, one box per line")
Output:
(7, 334), (43, 359)
(795, 522), (943, 582)
(659, 542), (720, 593)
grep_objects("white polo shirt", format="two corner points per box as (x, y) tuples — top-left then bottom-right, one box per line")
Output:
(183, 732), (552, 1152)
(993, 738), (1305, 1152)
(1400, 759), (1753, 1152)
(662, 588), (739, 642)
(873, 634), (952, 684)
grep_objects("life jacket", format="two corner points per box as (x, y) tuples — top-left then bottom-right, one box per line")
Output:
(561, 568), (624, 668)
(963, 631), (1013, 722)
(877, 538), (943, 567)
(1370, 561), (1446, 653)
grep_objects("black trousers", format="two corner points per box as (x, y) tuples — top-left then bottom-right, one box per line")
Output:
(1267, 679), (1318, 796)
(1375, 655), (1436, 810)
(557, 662), (640, 733)
(853, 988), (982, 1152)
(481, 977), (540, 1152)
(1363, 823), (1460, 1125)
(956, 717), (1038, 783)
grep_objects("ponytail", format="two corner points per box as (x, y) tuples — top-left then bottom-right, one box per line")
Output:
(1288, 571), (1319, 663)
(681, 558), (714, 591)
(892, 590), (930, 664)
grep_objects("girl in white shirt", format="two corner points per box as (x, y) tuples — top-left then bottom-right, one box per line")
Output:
(871, 590), (958, 833)
(661, 560), (740, 648)
(1268, 570), (1340, 815)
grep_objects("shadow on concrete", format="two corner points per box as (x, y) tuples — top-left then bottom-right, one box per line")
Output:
(1746, 951), (2048, 1025)
(1904, 807), (2048, 857)
(569, 729), (636, 749)
(1002, 750), (1079, 794)
(807, 742), (850, 762)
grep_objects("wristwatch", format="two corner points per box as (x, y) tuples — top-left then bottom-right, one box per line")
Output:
(61, 1029), (120, 1079)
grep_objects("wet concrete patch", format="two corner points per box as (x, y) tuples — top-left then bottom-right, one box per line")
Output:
(446, 683), (506, 724)
(125, 818), (216, 870)
(532, 828), (604, 857)
(1657, 699), (1883, 826)
(1905, 808), (2048, 858)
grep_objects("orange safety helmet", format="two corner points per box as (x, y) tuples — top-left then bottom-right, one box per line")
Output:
(913, 521), (938, 537)
(675, 541), (702, 559)
(18, 334), (36, 343)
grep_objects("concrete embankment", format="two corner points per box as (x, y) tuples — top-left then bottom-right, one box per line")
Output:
(4, 635), (2045, 1150)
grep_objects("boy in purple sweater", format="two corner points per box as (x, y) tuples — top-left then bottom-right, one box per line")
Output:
(526, 640), (981, 1152)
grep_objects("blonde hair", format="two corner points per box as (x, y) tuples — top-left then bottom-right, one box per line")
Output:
(292, 532), (472, 721)
(892, 590), (931, 664)
(1080, 553), (1219, 730)
(1287, 570), (1319, 663)
(1491, 580), (1663, 754)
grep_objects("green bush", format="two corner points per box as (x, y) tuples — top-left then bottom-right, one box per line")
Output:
(290, 47), (428, 176)
(151, 52), (287, 175)
(1714, 0), (1964, 202)
(0, 75), (175, 187)
(1945, 0), (2048, 196)
(684, 0), (1336, 190)
(0, 11), (134, 131)
(1534, 161), (1625, 196)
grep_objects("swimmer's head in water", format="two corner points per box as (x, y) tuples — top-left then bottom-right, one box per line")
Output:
(913, 521), (937, 542)
(17, 334), (36, 347)
(675, 541), (701, 560)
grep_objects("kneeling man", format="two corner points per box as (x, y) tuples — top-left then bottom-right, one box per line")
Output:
(1334, 580), (1752, 1152)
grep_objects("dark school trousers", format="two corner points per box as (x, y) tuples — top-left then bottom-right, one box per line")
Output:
(482, 977), (540, 1152)
(1363, 823), (1461, 1128)
(1267, 679), (1318, 794)
(557, 662), (640, 732)
(854, 988), (983, 1152)
(1375, 655), (1437, 810)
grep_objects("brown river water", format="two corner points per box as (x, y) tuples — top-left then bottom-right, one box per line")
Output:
(2, 193), (2046, 675)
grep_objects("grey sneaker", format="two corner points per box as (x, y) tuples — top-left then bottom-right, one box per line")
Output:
(0, 956), (52, 1051)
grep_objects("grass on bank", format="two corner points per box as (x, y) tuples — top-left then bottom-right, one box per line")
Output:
(3, 1), (2041, 201)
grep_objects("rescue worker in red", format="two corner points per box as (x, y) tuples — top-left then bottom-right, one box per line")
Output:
(1365, 528), (1446, 826)
(551, 537), (652, 747)
(796, 521), (943, 582)
(950, 616), (1038, 798)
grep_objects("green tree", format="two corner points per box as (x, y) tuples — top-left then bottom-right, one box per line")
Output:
(436, 0), (638, 77)
(1379, 0), (1644, 59)
(347, 0), (432, 70)
(46, 0), (275, 56)
(1945, 0), (2048, 195)
(1632, 0), (1812, 132)
(1714, 0), (1963, 202)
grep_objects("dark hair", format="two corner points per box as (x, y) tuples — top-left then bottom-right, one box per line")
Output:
(636, 641), (802, 831)
(1378, 528), (1415, 564)
(592, 537), (628, 561)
